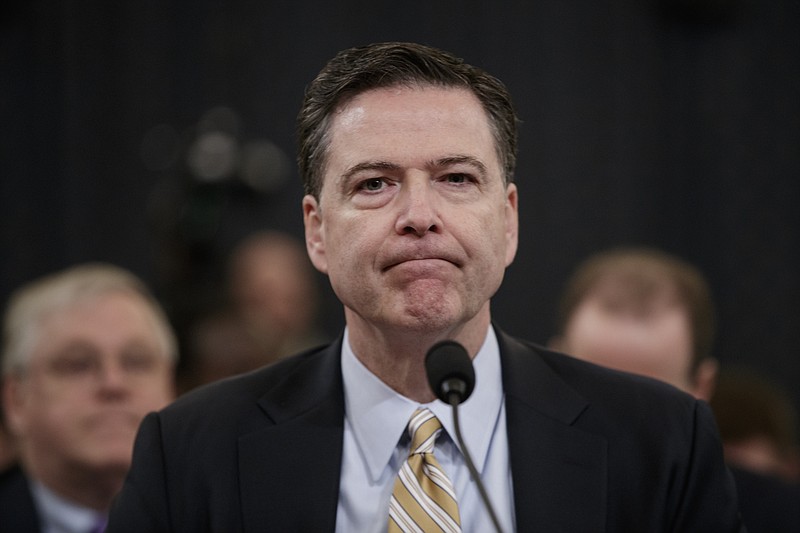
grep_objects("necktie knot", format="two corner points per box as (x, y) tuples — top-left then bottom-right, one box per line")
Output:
(408, 408), (442, 455)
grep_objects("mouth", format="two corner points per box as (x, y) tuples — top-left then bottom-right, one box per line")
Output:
(379, 239), (466, 274)
(382, 255), (459, 272)
(87, 410), (140, 430)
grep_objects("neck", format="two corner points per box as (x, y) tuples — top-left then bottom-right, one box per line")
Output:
(26, 459), (125, 511)
(345, 307), (491, 402)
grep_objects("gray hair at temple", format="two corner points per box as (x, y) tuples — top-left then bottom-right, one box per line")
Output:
(2, 263), (178, 377)
(296, 41), (520, 199)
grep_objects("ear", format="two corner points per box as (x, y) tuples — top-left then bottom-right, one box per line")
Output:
(302, 195), (328, 274)
(2, 376), (27, 437)
(690, 358), (719, 402)
(504, 183), (519, 267)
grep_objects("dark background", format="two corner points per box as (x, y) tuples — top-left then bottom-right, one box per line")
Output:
(2, 1), (798, 413)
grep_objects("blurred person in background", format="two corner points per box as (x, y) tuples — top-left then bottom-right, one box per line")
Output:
(550, 247), (719, 401)
(0, 263), (177, 533)
(177, 309), (268, 393)
(226, 230), (327, 360)
(550, 246), (800, 532)
(177, 230), (328, 393)
(711, 366), (800, 482)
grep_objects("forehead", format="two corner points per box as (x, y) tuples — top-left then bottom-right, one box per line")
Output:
(325, 85), (498, 168)
(33, 291), (159, 354)
(588, 275), (682, 312)
(569, 293), (694, 360)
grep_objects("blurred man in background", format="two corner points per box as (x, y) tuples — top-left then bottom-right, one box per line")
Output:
(551, 246), (800, 533)
(177, 230), (328, 393)
(226, 229), (326, 361)
(550, 246), (719, 400)
(0, 263), (177, 532)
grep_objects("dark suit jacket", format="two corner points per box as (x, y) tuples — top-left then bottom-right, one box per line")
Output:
(0, 464), (43, 532)
(730, 466), (800, 533)
(108, 329), (744, 532)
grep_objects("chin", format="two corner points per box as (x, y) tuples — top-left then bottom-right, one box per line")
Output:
(80, 437), (134, 465)
(396, 306), (462, 333)
(84, 452), (132, 475)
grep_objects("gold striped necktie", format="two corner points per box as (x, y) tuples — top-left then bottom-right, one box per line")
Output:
(388, 408), (462, 533)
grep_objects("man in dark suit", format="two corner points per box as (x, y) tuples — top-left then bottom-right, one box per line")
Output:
(0, 264), (176, 533)
(108, 42), (743, 532)
(550, 246), (800, 533)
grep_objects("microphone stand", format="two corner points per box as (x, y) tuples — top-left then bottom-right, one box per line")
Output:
(447, 393), (505, 533)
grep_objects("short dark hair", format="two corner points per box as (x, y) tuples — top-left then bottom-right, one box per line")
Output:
(556, 247), (717, 371)
(296, 41), (519, 198)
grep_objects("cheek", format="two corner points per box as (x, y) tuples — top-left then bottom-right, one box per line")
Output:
(462, 213), (509, 266)
(135, 379), (174, 411)
(20, 390), (86, 439)
(123, 365), (174, 408)
(325, 219), (378, 273)
(326, 248), (370, 301)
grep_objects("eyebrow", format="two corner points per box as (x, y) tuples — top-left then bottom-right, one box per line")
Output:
(342, 160), (401, 182)
(433, 155), (488, 177)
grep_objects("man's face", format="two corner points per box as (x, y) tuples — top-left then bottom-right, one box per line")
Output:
(4, 291), (174, 480)
(303, 86), (518, 335)
(232, 242), (316, 336)
(559, 291), (696, 392)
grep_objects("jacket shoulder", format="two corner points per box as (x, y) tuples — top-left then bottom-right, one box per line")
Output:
(158, 339), (342, 436)
(0, 464), (41, 531)
(501, 331), (697, 415)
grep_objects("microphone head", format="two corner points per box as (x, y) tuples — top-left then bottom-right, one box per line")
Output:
(425, 340), (476, 405)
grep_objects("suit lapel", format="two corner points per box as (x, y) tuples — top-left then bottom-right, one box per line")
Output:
(0, 465), (41, 532)
(498, 330), (608, 532)
(233, 330), (609, 531)
(238, 340), (345, 532)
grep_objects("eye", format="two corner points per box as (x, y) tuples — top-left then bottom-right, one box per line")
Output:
(446, 173), (468, 184)
(121, 345), (160, 373)
(358, 178), (386, 192)
(48, 344), (100, 377)
(51, 357), (95, 375)
(441, 172), (478, 186)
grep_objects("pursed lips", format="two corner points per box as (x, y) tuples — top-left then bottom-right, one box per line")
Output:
(381, 253), (461, 272)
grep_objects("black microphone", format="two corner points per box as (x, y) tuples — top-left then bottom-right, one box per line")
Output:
(425, 340), (475, 405)
(425, 340), (505, 533)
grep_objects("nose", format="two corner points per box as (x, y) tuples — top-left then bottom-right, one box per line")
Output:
(97, 361), (129, 395)
(394, 177), (441, 236)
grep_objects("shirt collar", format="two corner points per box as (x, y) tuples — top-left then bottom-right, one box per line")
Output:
(30, 479), (106, 533)
(341, 326), (504, 482)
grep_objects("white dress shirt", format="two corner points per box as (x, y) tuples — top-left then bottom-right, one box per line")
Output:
(30, 480), (106, 533)
(335, 326), (516, 533)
